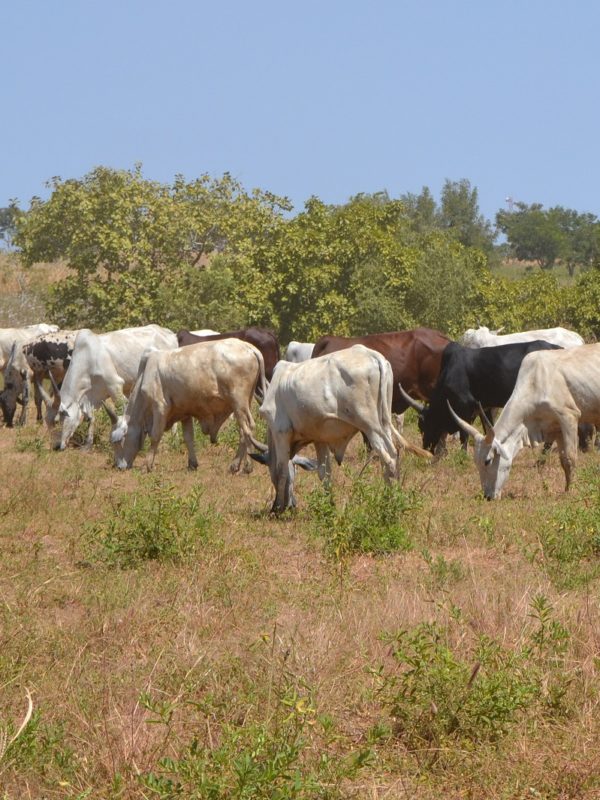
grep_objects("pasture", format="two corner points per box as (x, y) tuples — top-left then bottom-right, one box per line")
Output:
(2, 411), (600, 799)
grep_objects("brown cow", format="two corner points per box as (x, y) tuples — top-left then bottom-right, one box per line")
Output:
(311, 328), (451, 414)
(177, 327), (280, 381)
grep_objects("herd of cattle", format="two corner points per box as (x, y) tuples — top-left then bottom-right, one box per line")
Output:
(1, 321), (598, 510)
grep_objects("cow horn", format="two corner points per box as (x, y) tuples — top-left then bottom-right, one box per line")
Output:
(491, 326), (505, 335)
(35, 379), (53, 408)
(102, 402), (118, 425)
(477, 402), (494, 433)
(447, 401), (483, 442)
(398, 383), (425, 414)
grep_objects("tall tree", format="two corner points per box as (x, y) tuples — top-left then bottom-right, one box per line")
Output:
(439, 179), (496, 252)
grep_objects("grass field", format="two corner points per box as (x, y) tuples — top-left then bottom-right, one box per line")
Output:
(1, 411), (600, 799)
(2, 254), (600, 797)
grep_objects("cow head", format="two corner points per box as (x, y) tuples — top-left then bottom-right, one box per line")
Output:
(56, 399), (84, 450)
(447, 402), (514, 499)
(397, 383), (445, 452)
(1, 344), (24, 427)
(0, 381), (18, 427)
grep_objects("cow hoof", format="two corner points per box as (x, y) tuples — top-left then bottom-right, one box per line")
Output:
(243, 460), (254, 474)
(228, 462), (241, 474)
(187, 461), (198, 471)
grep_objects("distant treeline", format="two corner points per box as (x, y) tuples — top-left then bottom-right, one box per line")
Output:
(2, 167), (600, 340)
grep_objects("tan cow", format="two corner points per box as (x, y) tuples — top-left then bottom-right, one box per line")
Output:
(109, 338), (267, 472)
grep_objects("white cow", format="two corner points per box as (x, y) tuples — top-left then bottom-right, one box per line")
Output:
(109, 338), (266, 472)
(57, 324), (178, 450)
(253, 345), (431, 513)
(461, 325), (584, 349)
(450, 344), (600, 499)
(285, 341), (315, 362)
(0, 324), (59, 425)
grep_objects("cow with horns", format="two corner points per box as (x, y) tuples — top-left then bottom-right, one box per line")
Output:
(398, 340), (563, 453)
(449, 344), (600, 499)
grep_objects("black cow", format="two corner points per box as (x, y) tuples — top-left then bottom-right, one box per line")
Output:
(400, 340), (563, 453)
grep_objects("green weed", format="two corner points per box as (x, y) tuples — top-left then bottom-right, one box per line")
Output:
(377, 623), (539, 754)
(14, 429), (47, 455)
(308, 479), (418, 559)
(421, 549), (465, 590)
(539, 491), (600, 589)
(83, 480), (217, 568)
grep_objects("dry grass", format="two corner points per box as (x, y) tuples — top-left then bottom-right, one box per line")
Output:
(1, 260), (600, 796)
(1, 410), (600, 798)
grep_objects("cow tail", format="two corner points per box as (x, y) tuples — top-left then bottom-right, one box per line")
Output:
(377, 351), (394, 437)
(252, 346), (268, 400)
(392, 429), (433, 459)
(377, 353), (431, 460)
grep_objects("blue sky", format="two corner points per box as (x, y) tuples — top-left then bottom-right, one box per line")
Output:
(3, 0), (599, 222)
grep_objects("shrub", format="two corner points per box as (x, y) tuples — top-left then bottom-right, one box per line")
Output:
(308, 479), (418, 560)
(382, 624), (538, 749)
(84, 481), (216, 568)
(540, 482), (600, 589)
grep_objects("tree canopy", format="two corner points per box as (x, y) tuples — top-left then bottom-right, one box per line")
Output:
(11, 165), (600, 342)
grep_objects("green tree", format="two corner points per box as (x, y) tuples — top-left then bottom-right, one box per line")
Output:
(439, 179), (496, 253)
(16, 166), (290, 330)
(497, 203), (563, 270)
(0, 201), (22, 249)
(549, 206), (600, 277)
(400, 186), (439, 234)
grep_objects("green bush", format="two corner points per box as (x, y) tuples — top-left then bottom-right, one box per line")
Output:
(139, 674), (372, 799)
(379, 624), (539, 751)
(308, 479), (417, 560)
(84, 481), (216, 568)
(539, 492), (600, 589)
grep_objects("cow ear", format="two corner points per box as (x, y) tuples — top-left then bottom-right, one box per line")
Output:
(493, 440), (509, 460)
(484, 428), (495, 446)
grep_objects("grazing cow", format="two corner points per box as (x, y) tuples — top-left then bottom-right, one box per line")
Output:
(57, 325), (178, 450)
(449, 344), (600, 499)
(311, 328), (451, 414)
(285, 341), (315, 362)
(177, 327), (280, 381)
(21, 330), (79, 429)
(399, 340), (562, 452)
(109, 339), (267, 472)
(461, 326), (584, 349)
(0, 324), (59, 425)
(251, 345), (431, 513)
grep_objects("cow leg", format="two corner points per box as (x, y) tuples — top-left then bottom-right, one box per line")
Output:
(18, 377), (29, 426)
(146, 417), (167, 472)
(555, 414), (579, 492)
(229, 406), (256, 474)
(83, 411), (95, 450)
(270, 437), (296, 514)
(33, 379), (43, 423)
(314, 442), (332, 487)
(366, 429), (398, 482)
(182, 418), (198, 470)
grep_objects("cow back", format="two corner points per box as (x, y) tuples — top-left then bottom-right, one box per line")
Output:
(177, 327), (280, 380)
(311, 328), (451, 413)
